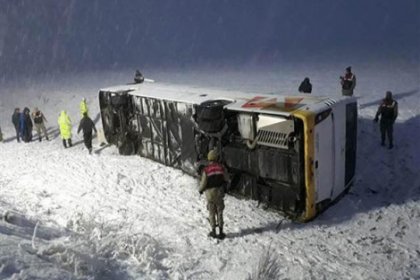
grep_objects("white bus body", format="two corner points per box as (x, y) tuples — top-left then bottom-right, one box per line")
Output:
(99, 83), (357, 221)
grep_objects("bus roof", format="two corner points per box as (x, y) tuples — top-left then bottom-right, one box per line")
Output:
(100, 82), (347, 116)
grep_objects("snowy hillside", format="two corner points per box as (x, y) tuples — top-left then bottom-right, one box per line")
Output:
(0, 59), (420, 279)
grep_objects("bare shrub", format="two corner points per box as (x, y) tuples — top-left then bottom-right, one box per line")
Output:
(248, 245), (282, 280)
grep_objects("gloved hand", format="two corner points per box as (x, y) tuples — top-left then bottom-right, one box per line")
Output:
(373, 117), (378, 123)
(199, 191), (203, 195)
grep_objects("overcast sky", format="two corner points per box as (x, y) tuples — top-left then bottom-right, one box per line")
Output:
(0, 0), (419, 77)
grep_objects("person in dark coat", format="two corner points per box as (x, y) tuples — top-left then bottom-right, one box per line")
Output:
(77, 112), (97, 154)
(134, 70), (144, 84)
(298, 77), (312, 94)
(20, 107), (33, 142)
(340, 66), (356, 96)
(374, 91), (398, 149)
(12, 108), (21, 142)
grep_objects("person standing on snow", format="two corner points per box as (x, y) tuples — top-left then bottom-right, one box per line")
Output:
(198, 149), (229, 239)
(20, 107), (33, 142)
(80, 98), (89, 117)
(298, 77), (312, 94)
(12, 108), (21, 142)
(340, 66), (356, 96)
(134, 70), (145, 84)
(32, 107), (49, 142)
(58, 111), (72, 148)
(374, 91), (398, 149)
(77, 112), (97, 154)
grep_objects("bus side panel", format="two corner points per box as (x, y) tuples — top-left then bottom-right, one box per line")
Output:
(134, 96), (198, 175)
(178, 103), (199, 174)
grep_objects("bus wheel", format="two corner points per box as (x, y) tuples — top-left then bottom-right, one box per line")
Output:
(196, 100), (229, 133)
(118, 140), (135, 155)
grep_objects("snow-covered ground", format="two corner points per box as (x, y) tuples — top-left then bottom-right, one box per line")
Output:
(0, 58), (419, 279)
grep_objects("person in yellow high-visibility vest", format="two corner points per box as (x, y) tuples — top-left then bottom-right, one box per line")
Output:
(58, 110), (72, 148)
(80, 98), (88, 117)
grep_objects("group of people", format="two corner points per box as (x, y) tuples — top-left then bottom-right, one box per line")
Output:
(12, 107), (49, 143)
(298, 66), (357, 96)
(6, 98), (97, 154)
(56, 98), (98, 154)
(296, 66), (397, 149)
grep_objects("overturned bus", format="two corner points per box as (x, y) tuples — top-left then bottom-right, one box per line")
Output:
(99, 82), (357, 221)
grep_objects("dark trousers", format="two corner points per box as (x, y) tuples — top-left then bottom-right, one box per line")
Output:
(83, 132), (93, 153)
(342, 89), (354, 96)
(22, 127), (32, 142)
(14, 126), (20, 142)
(380, 120), (394, 146)
(62, 138), (72, 148)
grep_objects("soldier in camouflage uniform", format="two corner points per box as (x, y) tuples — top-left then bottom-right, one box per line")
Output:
(199, 149), (228, 239)
(32, 107), (49, 142)
(340, 66), (356, 96)
(374, 91), (398, 149)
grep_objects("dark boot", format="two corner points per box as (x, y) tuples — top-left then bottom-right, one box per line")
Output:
(68, 139), (73, 147)
(88, 148), (92, 154)
(63, 139), (67, 148)
(39, 137), (42, 142)
(208, 228), (217, 238)
(218, 226), (226, 240)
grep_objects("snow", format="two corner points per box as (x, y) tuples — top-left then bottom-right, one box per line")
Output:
(0, 58), (420, 279)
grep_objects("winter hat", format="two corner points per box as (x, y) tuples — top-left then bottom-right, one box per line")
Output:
(207, 149), (218, 161)
(385, 91), (393, 100)
(346, 66), (352, 71)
